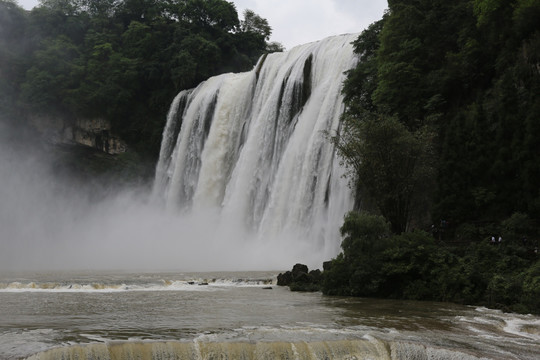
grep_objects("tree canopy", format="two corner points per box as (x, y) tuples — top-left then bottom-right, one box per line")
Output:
(337, 0), (540, 233)
(0, 0), (279, 157)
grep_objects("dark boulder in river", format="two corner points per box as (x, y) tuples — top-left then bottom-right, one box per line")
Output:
(277, 263), (322, 292)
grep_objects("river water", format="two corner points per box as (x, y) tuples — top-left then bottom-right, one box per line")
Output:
(1, 271), (539, 360)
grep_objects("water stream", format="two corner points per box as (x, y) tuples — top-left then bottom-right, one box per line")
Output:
(1, 271), (539, 359)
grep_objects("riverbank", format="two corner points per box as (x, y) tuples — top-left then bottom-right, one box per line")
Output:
(280, 212), (540, 316)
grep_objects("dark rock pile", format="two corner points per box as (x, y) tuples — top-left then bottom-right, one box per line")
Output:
(277, 263), (322, 292)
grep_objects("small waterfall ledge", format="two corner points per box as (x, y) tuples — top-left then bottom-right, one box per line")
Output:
(25, 339), (486, 360)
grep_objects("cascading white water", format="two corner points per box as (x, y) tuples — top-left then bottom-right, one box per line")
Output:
(153, 34), (358, 267)
(24, 339), (490, 360)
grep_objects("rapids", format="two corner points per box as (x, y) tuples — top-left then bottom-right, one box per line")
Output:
(2, 271), (539, 360)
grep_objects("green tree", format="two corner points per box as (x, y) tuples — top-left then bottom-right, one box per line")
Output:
(180, 0), (239, 31)
(381, 231), (458, 300)
(266, 41), (284, 53)
(0, 1), (29, 120)
(341, 18), (385, 114)
(335, 112), (435, 233)
(240, 9), (271, 40)
(20, 35), (83, 113)
(522, 261), (540, 313)
(322, 212), (390, 296)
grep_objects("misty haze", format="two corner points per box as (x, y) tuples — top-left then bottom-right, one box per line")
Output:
(0, 125), (321, 272)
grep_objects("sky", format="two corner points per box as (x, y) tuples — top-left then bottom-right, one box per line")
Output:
(16, 0), (388, 50)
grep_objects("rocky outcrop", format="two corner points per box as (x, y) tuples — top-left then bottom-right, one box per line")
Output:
(277, 263), (322, 292)
(71, 118), (127, 154)
(29, 115), (127, 155)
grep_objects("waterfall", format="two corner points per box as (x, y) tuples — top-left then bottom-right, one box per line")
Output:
(24, 340), (486, 360)
(153, 34), (358, 267)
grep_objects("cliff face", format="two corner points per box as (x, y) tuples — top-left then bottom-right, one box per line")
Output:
(29, 115), (127, 155)
(71, 118), (127, 155)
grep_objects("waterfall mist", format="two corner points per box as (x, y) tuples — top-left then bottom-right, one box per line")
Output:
(0, 34), (357, 272)
(0, 140), (321, 272)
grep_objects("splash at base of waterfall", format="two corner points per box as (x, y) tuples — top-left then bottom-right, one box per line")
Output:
(153, 35), (358, 267)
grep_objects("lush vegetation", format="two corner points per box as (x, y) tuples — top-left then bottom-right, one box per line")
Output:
(325, 0), (540, 314)
(0, 0), (282, 159)
(322, 212), (540, 314)
(337, 0), (540, 232)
